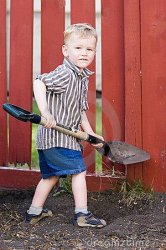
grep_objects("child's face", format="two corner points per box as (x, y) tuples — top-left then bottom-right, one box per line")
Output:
(62, 33), (96, 71)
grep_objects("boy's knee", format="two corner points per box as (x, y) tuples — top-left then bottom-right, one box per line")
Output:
(72, 171), (86, 178)
(48, 176), (59, 185)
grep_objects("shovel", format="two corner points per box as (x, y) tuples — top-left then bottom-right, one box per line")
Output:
(3, 103), (150, 165)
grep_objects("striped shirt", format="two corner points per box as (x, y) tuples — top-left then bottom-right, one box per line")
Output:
(36, 57), (93, 151)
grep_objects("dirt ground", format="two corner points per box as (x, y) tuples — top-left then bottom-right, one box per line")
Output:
(0, 187), (166, 250)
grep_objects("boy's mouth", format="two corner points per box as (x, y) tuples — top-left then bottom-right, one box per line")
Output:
(79, 59), (88, 61)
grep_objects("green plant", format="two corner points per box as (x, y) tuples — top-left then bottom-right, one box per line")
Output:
(31, 101), (39, 168)
(53, 176), (72, 196)
(120, 180), (155, 207)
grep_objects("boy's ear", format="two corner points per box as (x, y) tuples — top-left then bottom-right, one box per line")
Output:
(62, 45), (68, 57)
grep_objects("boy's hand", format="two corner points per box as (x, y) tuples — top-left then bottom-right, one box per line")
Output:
(91, 134), (104, 149)
(41, 111), (56, 128)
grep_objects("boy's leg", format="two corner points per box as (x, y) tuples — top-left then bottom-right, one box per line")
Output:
(72, 171), (106, 228)
(31, 176), (58, 208)
(72, 171), (87, 212)
(25, 176), (58, 224)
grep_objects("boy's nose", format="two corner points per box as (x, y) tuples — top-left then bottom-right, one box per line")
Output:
(81, 49), (87, 55)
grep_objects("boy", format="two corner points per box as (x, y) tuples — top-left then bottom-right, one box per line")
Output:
(25, 23), (106, 228)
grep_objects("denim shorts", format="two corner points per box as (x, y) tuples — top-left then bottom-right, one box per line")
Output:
(38, 147), (86, 179)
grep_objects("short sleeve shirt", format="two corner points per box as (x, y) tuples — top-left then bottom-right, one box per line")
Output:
(35, 57), (93, 151)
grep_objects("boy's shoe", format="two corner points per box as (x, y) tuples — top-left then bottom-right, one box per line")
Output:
(25, 208), (52, 225)
(73, 212), (106, 228)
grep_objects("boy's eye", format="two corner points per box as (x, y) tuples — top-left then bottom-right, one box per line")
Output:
(87, 48), (93, 51)
(75, 47), (81, 49)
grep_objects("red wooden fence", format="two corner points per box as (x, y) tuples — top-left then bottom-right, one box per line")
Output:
(101, 0), (125, 176)
(0, 0), (165, 192)
(9, 0), (33, 166)
(124, 0), (143, 181)
(0, 0), (7, 166)
(141, 0), (166, 191)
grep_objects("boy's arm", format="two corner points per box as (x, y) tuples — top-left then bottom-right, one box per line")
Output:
(81, 111), (104, 148)
(33, 79), (56, 128)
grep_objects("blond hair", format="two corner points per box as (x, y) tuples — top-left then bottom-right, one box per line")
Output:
(64, 23), (98, 44)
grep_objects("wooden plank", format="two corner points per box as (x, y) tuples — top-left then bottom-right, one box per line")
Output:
(0, 0), (7, 165)
(141, 0), (166, 192)
(101, 0), (125, 173)
(9, 0), (33, 166)
(86, 174), (124, 192)
(71, 0), (96, 173)
(41, 0), (65, 73)
(0, 167), (41, 189)
(124, 0), (143, 182)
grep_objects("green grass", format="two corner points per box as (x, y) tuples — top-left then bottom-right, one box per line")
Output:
(31, 100), (102, 170)
(31, 102), (39, 167)
(95, 100), (102, 172)
(120, 180), (155, 207)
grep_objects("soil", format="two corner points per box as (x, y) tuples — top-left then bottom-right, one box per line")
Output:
(0, 188), (166, 250)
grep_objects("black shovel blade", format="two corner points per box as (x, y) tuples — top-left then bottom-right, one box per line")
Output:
(3, 103), (31, 121)
(3, 103), (41, 124)
(96, 141), (150, 165)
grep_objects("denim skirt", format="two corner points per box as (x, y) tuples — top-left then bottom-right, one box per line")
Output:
(38, 147), (86, 179)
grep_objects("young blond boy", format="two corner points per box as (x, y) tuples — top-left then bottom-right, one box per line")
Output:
(26, 23), (106, 228)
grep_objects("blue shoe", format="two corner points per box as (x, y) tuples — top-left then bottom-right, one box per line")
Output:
(25, 208), (52, 225)
(73, 212), (106, 228)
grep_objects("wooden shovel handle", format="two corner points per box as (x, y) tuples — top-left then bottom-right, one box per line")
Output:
(40, 116), (89, 141)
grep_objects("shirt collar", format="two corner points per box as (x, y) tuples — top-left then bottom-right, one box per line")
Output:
(63, 57), (94, 78)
